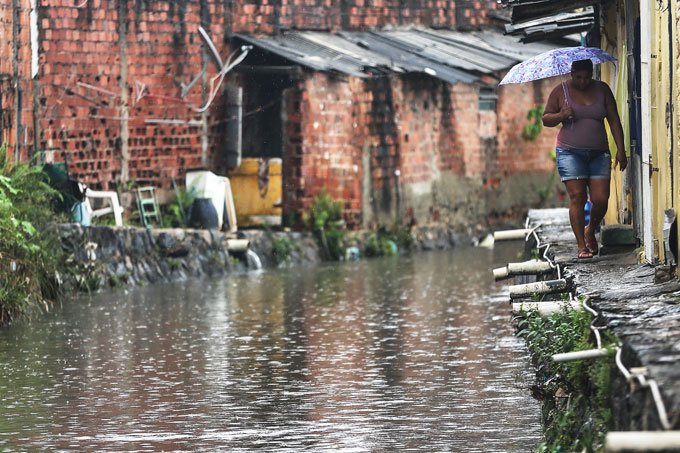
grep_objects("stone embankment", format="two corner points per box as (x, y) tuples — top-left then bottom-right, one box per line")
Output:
(58, 223), (478, 290)
(525, 208), (680, 432)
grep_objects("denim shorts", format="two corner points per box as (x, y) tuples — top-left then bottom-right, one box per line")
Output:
(555, 147), (611, 181)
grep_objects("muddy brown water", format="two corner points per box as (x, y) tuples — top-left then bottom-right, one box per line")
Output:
(0, 243), (541, 452)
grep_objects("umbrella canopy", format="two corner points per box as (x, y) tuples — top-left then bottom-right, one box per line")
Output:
(499, 46), (616, 85)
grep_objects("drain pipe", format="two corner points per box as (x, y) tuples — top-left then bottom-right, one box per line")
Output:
(605, 431), (680, 452)
(639, 0), (655, 263)
(508, 279), (567, 299)
(493, 228), (532, 241)
(512, 300), (582, 316)
(493, 259), (553, 280)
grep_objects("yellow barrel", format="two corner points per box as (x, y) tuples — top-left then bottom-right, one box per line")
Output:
(228, 158), (282, 226)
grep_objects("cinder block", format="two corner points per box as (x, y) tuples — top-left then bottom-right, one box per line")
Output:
(600, 224), (636, 246)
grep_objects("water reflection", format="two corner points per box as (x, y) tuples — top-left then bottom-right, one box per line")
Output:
(0, 243), (540, 451)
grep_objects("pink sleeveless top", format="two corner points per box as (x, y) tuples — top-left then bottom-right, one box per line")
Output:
(556, 81), (609, 150)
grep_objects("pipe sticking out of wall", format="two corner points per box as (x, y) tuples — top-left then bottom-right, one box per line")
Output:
(493, 259), (553, 280)
(226, 239), (250, 252)
(493, 229), (532, 241)
(512, 301), (581, 316)
(508, 279), (567, 298)
(552, 348), (613, 362)
(605, 431), (680, 451)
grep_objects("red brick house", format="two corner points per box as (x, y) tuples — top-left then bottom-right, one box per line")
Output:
(0, 0), (562, 229)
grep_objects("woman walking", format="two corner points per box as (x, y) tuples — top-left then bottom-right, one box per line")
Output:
(542, 58), (627, 259)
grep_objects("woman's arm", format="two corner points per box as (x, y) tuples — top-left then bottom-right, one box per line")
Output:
(542, 84), (573, 127)
(603, 82), (627, 171)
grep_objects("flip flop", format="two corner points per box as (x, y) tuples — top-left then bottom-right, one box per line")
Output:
(584, 228), (599, 255)
(577, 248), (593, 259)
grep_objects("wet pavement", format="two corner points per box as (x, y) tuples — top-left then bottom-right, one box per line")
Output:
(0, 245), (541, 451)
(527, 208), (680, 430)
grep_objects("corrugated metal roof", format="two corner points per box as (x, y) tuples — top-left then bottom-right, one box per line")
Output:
(234, 27), (564, 84)
(503, 0), (600, 23)
(235, 33), (386, 78)
(504, 0), (595, 43)
(343, 31), (479, 84)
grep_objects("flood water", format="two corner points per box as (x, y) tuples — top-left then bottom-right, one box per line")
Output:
(0, 243), (541, 452)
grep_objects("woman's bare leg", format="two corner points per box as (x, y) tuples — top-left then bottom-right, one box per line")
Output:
(585, 178), (610, 248)
(564, 179), (589, 251)
(586, 178), (610, 229)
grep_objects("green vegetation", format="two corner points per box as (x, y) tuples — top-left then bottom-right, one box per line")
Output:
(364, 232), (398, 257)
(0, 144), (65, 323)
(516, 305), (618, 452)
(270, 234), (296, 265)
(161, 187), (195, 228)
(304, 191), (346, 261)
(522, 106), (545, 141)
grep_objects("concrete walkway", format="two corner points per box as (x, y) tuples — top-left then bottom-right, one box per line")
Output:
(526, 208), (680, 431)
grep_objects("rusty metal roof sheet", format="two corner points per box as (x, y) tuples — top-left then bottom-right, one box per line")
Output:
(502, 0), (600, 23)
(234, 27), (562, 84)
(504, 8), (594, 43)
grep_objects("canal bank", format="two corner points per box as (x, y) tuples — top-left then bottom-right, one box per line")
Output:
(508, 208), (680, 449)
(56, 222), (485, 294)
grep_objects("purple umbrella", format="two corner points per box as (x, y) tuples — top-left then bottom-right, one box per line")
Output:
(499, 46), (616, 85)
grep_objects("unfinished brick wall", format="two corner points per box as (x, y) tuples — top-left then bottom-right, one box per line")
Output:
(35, 0), (229, 191)
(230, 0), (497, 34)
(496, 77), (558, 174)
(304, 75), (363, 224)
(0, 0), (36, 161)
(4, 0), (498, 189)
(281, 70), (558, 229)
(2, 0), (554, 230)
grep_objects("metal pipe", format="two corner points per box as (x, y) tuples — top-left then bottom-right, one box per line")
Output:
(552, 348), (612, 362)
(508, 279), (567, 298)
(605, 431), (680, 451)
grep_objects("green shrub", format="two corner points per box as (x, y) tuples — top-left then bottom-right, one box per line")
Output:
(522, 106), (545, 141)
(516, 305), (617, 452)
(364, 233), (398, 257)
(161, 187), (195, 228)
(271, 235), (295, 265)
(304, 191), (346, 261)
(0, 144), (65, 323)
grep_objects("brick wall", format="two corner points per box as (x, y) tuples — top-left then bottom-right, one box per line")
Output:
(230, 0), (497, 34)
(496, 77), (558, 175)
(2, 0), (555, 230)
(34, 0), (227, 191)
(3, 0), (498, 189)
(302, 75), (362, 224)
(280, 70), (558, 229)
(0, 0), (36, 161)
